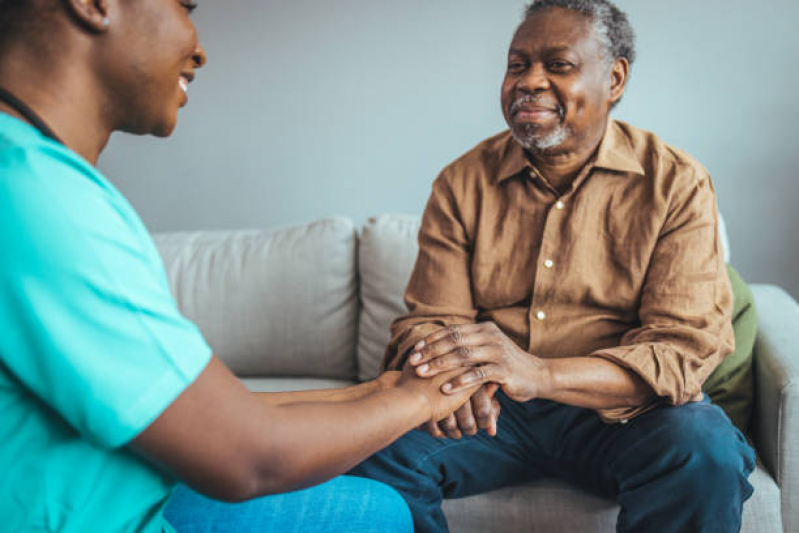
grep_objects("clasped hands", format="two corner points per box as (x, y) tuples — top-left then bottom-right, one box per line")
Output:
(406, 322), (549, 439)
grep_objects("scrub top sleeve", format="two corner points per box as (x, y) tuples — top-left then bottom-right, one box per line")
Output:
(0, 148), (212, 449)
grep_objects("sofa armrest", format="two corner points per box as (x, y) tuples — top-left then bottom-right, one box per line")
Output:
(750, 284), (799, 532)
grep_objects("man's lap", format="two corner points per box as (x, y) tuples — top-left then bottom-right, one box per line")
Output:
(351, 393), (755, 502)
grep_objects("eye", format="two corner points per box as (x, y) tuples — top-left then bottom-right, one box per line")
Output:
(180, 1), (198, 14)
(547, 60), (573, 72)
(507, 61), (527, 74)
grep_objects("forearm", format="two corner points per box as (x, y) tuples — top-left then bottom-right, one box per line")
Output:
(255, 388), (429, 494)
(132, 357), (432, 502)
(538, 356), (655, 411)
(256, 380), (382, 406)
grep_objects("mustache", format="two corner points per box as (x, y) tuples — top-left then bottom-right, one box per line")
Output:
(510, 95), (565, 118)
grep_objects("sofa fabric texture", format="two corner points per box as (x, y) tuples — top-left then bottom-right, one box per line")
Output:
(155, 216), (797, 533)
(154, 218), (359, 380)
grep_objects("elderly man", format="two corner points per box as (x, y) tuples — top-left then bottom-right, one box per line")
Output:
(350, 1), (755, 531)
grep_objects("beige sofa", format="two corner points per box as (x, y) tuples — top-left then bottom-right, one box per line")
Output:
(154, 215), (797, 533)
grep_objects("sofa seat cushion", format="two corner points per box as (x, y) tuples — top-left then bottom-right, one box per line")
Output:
(442, 461), (781, 533)
(241, 377), (356, 393)
(154, 217), (359, 380)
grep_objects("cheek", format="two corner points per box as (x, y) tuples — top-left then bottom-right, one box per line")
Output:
(500, 82), (511, 104)
(500, 80), (516, 115)
(561, 82), (596, 120)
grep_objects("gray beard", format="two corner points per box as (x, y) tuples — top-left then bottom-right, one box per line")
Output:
(511, 122), (571, 153)
(508, 95), (570, 153)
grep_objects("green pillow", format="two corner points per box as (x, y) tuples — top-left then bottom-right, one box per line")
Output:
(703, 265), (756, 433)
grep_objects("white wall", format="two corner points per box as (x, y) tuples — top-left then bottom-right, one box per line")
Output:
(99, 0), (799, 298)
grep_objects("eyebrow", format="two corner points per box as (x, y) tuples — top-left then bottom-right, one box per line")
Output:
(509, 45), (575, 56)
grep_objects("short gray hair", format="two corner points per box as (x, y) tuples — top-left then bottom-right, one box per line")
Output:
(524, 0), (636, 68)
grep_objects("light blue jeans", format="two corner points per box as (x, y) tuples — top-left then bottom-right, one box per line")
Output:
(164, 475), (412, 533)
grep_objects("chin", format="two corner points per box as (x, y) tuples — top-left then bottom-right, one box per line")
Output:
(511, 121), (572, 153)
(151, 114), (179, 138)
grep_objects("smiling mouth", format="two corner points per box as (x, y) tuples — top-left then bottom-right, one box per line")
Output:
(178, 72), (195, 95)
(510, 96), (563, 122)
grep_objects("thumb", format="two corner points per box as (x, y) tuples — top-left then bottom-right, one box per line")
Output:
(484, 382), (500, 397)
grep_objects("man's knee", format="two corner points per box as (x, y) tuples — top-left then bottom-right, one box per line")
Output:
(643, 403), (755, 496)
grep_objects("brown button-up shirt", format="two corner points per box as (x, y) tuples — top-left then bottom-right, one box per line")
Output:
(383, 119), (734, 422)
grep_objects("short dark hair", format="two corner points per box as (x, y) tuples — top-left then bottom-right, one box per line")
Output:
(524, 0), (636, 68)
(0, 0), (58, 47)
(0, 0), (30, 32)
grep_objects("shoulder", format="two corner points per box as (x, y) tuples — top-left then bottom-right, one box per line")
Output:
(0, 141), (153, 278)
(434, 130), (515, 195)
(613, 120), (711, 190)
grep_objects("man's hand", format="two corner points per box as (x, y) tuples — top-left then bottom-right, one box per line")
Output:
(421, 383), (501, 439)
(409, 323), (550, 403)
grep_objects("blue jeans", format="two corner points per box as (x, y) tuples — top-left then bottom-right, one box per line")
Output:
(349, 394), (756, 533)
(164, 475), (412, 533)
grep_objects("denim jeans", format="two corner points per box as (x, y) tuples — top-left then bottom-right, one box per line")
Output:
(164, 475), (412, 533)
(349, 394), (756, 533)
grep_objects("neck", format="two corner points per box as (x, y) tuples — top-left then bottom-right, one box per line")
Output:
(0, 41), (113, 165)
(526, 117), (608, 191)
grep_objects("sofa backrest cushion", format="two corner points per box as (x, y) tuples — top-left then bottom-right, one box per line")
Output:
(357, 215), (421, 380)
(357, 213), (731, 381)
(154, 217), (359, 380)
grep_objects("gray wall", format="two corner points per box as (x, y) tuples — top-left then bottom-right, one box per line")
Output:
(99, 0), (799, 298)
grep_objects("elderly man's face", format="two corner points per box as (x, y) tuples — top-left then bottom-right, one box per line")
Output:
(501, 7), (621, 155)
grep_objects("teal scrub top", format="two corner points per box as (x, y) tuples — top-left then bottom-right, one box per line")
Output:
(0, 114), (212, 532)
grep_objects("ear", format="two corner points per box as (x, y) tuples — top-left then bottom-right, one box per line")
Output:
(608, 57), (629, 106)
(63, 0), (111, 34)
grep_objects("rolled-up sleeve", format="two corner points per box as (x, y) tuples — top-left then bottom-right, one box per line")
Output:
(590, 165), (734, 422)
(382, 173), (478, 370)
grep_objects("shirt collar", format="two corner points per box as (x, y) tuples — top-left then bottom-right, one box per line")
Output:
(593, 119), (646, 176)
(496, 119), (645, 184)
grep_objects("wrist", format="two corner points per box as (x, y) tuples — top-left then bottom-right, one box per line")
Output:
(374, 370), (402, 392)
(529, 355), (556, 401)
(389, 384), (432, 424)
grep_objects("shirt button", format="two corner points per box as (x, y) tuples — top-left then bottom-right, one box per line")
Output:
(555, 200), (565, 210)
(544, 259), (554, 269)
(536, 310), (546, 321)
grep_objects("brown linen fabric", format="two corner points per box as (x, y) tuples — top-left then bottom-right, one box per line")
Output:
(383, 119), (734, 422)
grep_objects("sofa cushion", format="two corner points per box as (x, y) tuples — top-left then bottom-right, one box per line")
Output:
(357, 214), (732, 381)
(357, 215), (420, 381)
(703, 265), (756, 432)
(154, 217), (359, 379)
(441, 461), (780, 533)
(241, 377), (356, 393)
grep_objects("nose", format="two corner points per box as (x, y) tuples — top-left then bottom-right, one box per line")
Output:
(192, 43), (207, 69)
(518, 63), (549, 93)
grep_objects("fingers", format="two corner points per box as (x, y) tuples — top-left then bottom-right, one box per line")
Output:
(470, 386), (497, 436)
(490, 396), (501, 436)
(415, 345), (485, 378)
(484, 382), (500, 397)
(437, 413), (462, 440)
(409, 324), (495, 368)
(442, 364), (499, 395)
(422, 419), (445, 439)
(483, 382), (501, 436)
(454, 400), (478, 436)
(424, 388), (498, 439)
